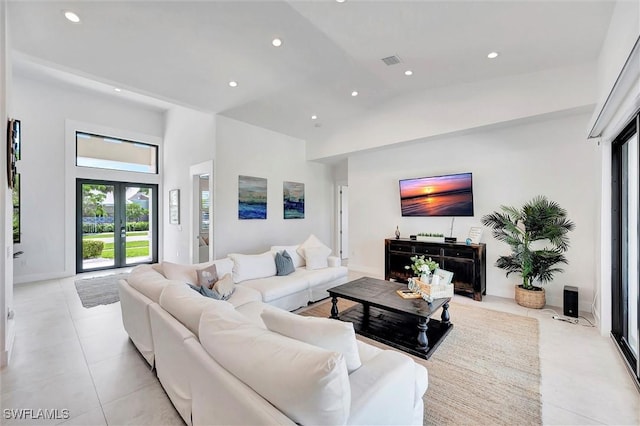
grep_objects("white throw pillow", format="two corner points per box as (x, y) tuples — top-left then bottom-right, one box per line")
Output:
(199, 307), (351, 426)
(228, 251), (277, 283)
(261, 307), (362, 373)
(296, 234), (331, 260)
(213, 273), (235, 298)
(161, 261), (198, 285)
(270, 245), (305, 268)
(304, 245), (332, 270)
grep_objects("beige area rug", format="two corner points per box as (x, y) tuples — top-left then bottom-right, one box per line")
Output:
(299, 299), (542, 426)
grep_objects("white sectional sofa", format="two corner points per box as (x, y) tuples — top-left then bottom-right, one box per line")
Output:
(118, 242), (428, 425)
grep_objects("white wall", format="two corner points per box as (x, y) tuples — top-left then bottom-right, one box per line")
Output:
(1, 0), (16, 367)
(595, 1), (639, 113)
(11, 75), (165, 282)
(593, 0), (640, 334)
(215, 116), (334, 257)
(348, 111), (599, 309)
(309, 64), (596, 161)
(162, 106), (216, 263)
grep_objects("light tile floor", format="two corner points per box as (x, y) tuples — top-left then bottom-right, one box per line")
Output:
(1, 271), (639, 425)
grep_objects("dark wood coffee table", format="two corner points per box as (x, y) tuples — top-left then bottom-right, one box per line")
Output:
(328, 276), (453, 359)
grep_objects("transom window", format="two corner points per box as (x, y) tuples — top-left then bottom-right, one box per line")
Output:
(76, 132), (158, 174)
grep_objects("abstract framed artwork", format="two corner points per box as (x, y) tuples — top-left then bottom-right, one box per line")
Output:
(283, 181), (304, 219)
(238, 175), (267, 219)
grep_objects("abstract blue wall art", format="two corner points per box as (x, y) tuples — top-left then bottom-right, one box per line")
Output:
(283, 181), (304, 219)
(238, 175), (267, 219)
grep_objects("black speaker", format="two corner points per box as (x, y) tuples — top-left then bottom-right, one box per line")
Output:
(563, 285), (578, 318)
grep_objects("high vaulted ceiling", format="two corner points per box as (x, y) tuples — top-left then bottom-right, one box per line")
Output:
(8, 1), (615, 142)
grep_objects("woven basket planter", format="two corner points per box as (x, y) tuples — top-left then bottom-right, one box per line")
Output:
(514, 285), (545, 309)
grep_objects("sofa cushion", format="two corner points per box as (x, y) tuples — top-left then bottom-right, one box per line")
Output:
(261, 307), (362, 373)
(229, 252), (277, 283)
(275, 251), (295, 276)
(296, 265), (348, 288)
(297, 234), (331, 260)
(199, 305), (351, 426)
(304, 245), (332, 270)
(238, 272), (309, 303)
(356, 340), (383, 364)
(235, 300), (268, 328)
(127, 266), (171, 303)
(159, 283), (233, 336)
(270, 245), (305, 268)
(210, 258), (234, 277)
(214, 273), (235, 298)
(196, 264), (218, 288)
(162, 261), (198, 285)
(225, 285), (262, 308)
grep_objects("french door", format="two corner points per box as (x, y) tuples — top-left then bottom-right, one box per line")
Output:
(612, 113), (640, 387)
(76, 179), (158, 272)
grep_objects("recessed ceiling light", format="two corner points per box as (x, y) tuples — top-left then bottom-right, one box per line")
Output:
(487, 51), (499, 59)
(311, 115), (318, 120)
(64, 11), (81, 23)
(229, 81), (238, 87)
(351, 91), (358, 97)
(272, 38), (283, 47)
(404, 70), (413, 76)
(336, 0), (347, 3)
(114, 88), (121, 92)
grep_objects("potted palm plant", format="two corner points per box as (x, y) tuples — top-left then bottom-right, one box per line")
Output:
(481, 195), (575, 308)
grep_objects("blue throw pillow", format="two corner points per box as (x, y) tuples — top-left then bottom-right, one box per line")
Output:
(187, 283), (223, 300)
(275, 250), (295, 276)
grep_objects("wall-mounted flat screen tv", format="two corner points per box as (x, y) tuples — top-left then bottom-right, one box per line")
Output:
(399, 172), (474, 217)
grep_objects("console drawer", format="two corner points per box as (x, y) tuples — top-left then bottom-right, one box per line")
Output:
(443, 248), (474, 259)
(389, 242), (413, 253)
(414, 245), (440, 256)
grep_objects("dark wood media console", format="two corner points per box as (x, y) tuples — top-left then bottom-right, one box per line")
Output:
(385, 238), (487, 301)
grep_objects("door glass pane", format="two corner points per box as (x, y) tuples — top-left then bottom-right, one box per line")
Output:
(125, 186), (153, 265)
(81, 183), (115, 270)
(626, 133), (639, 358)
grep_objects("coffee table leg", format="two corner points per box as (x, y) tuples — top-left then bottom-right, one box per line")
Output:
(441, 302), (451, 324)
(417, 317), (429, 351)
(330, 297), (339, 319)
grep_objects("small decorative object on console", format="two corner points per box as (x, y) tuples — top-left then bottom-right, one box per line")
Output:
(395, 226), (401, 239)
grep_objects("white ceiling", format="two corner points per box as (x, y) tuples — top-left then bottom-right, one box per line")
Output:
(8, 0), (615, 142)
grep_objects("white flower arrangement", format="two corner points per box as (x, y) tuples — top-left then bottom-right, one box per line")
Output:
(404, 255), (438, 276)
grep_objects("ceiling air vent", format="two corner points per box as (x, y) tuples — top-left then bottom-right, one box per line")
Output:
(381, 55), (402, 66)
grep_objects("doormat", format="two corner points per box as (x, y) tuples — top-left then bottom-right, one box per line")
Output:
(74, 273), (128, 308)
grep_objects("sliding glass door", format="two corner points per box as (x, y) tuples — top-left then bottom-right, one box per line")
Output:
(77, 179), (158, 272)
(612, 113), (640, 386)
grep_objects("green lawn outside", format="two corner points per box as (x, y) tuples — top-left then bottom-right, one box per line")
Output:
(102, 240), (149, 250)
(84, 238), (150, 259)
(100, 246), (150, 259)
(83, 231), (148, 239)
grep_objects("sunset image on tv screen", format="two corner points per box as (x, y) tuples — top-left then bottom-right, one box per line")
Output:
(399, 173), (474, 216)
